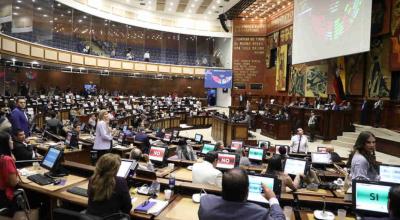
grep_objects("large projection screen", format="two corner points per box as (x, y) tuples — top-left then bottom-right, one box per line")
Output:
(292, 0), (372, 65)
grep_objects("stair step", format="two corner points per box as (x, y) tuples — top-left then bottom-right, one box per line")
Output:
(331, 140), (354, 149)
(337, 135), (357, 143)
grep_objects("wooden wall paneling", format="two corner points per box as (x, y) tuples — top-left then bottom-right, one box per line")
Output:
(16, 43), (30, 56)
(45, 49), (58, 61)
(31, 46), (44, 58)
(2, 38), (16, 52)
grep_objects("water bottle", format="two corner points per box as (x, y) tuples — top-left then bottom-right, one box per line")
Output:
(168, 173), (176, 192)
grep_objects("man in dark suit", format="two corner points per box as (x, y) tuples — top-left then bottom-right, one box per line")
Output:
(364, 185), (400, 220)
(198, 168), (285, 220)
(134, 128), (150, 154)
(11, 97), (30, 136)
(12, 129), (39, 168)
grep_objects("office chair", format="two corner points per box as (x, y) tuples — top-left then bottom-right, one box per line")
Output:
(53, 208), (108, 220)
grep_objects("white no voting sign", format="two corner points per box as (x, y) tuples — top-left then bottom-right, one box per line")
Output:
(217, 154), (235, 169)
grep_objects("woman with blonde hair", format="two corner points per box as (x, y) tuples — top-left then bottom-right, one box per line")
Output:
(87, 153), (132, 217)
(93, 110), (113, 160)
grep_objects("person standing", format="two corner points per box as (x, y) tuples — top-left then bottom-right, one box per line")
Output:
(93, 110), (113, 160)
(144, 51), (150, 62)
(360, 97), (368, 125)
(307, 111), (317, 142)
(373, 97), (383, 127)
(10, 97), (30, 137)
(289, 128), (309, 154)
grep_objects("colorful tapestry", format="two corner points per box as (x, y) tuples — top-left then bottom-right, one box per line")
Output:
(392, 0), (400, 36)
(367, 37), (391, 98)
(276, 44), (288, 91)
(305, 65), (328, 98)
(288, 64), (306, 96)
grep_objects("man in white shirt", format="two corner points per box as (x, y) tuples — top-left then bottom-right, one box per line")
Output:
(289, 128), (309, 154)
(144, 51), (150, 62)
(192, 151), (222, 187)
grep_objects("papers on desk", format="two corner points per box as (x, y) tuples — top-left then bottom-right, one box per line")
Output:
(146, 199), (169, 216)
(19, 168), (37, 176)
(113, 145), (127, 149)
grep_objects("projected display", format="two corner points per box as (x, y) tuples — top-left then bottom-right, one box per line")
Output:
(380, 165), (400, 184)
(293, 0), (372, 64)
(230, 141), (243, 150)
(284, 158), (306, 175)
(248, 148), (264, 161)
(216, 153), (236, 169)
(149, 146), (166, 162)
(201, 144), (215, 154)
(355, 182), (390, 213)
(258, 141), (270, 149)
(204, 69), (232, 89)
(248, 175), (274, 204)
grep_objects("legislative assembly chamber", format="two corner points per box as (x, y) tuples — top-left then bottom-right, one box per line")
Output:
(0, 0), (400, 219)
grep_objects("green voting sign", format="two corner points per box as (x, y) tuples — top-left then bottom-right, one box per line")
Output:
(355, 183), (390, 213)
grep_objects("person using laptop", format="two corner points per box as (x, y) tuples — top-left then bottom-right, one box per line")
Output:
(326, 146), (341, 163)
(347, 131), (379, 181)
(192, 151), (222, 187)
(0, 132), (19, 218)
(364, 185), (400, 220)
(176, 139), (197, 161)
(45, 111), (64, 135)
(198, 168), (285, 220)
(87, 153), (132, 217)
(215, 141), (227, 152)
(264, 153), (301, 192)
(134, 128), (150, 154)
(289, 128), (309, 154)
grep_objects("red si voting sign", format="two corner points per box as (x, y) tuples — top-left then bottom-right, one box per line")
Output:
(149, 147), (165, 161)
(217, 154), (236, 169)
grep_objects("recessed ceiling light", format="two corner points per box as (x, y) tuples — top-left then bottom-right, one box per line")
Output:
(168, 8), (172, 11)
(37, 7), (42, 10)
(17, 0), (22, 3)
(212, 5), (216, 9)
(170, 2), (173, 6)
(43, 14), (48, 17)
(15, 6), (20, 9)
(13, 12), (18, 15)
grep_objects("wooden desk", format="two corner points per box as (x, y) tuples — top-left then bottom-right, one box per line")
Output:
(187, 116), (212, 128)
(171, 168), (192, 182)
(155, 195), (199, 220)
(211, 116), (248, 146)
(299, 210), (355, 220)
(293, 189), (334, 197)
(260, 116), (291, 140)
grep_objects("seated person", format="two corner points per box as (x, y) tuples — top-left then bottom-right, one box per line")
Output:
(364, 185), (400, 220)
(326, 146), (341, 163)
(237, 148), (250, 166)
(123, 126), (135, 138)
(0, 132), (20, 217)
(45, 111), (63, 135)
(192, 151), (222, 187)
(12, 129), (39, 168)
(129, 147), (150, 170)
(87, 153), (132, 217)
(68, 122), (81, 148)
(198, 168), (285, 220)
(88, 114), (97, 130)
(155, 128), (165, 139)
(176, 138), (197, 161)
(215, 141), (227, 152)
(134, 128), (150, 154)
(265, 152), (300, 192)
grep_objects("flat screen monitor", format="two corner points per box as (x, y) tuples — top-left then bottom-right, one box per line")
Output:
(248, 175), (280, 204)
(379, 164), (400, 184)
(116, 159), (138, 178)
(230, 140), (243, 151)
(216, 153), (239, 170)
(194, 134), (203, 143)
(317, 147), (327, 153)
(163, 133), (172, 142)
(41, 147), (63, 171)
(149, 146), (167, 163)
(54, 95), (59, 100)
(311, 152), (332, 164)
(40, 95), (45, 99)
(201, 143), (216, 155)
(284, 158), (308, 175)
(248, 148), (265, 162)
(118, 132), (124, 143)
(258, 140), (270, 149)
(275, 145), (289, 155)
(353, 180), (394, 217)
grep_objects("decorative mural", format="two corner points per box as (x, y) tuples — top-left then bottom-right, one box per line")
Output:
(305, 65), (328, 98)
(288, 64), (306, 96)
(344, 53), (365, 95)
(276, 44), (288, 91)
(391, 0), (400, 36)
(367, 37), (391, 98)
(371, 0), (391, 36)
